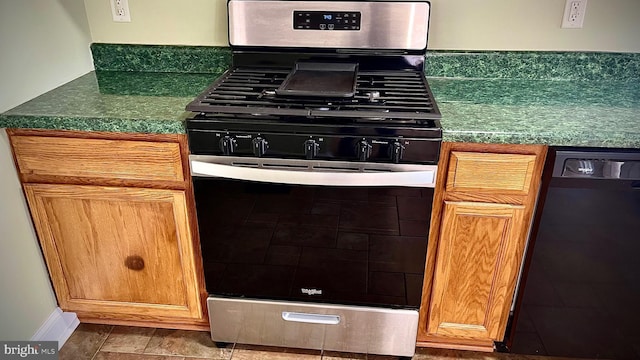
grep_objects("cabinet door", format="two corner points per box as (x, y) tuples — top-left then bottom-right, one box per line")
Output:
(24, 184), (202, 321)
(427, 201), (525, 341)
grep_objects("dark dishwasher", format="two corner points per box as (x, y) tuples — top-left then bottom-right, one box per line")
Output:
(508, 147), (640, 359)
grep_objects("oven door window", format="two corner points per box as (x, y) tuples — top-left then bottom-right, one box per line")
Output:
(194, 177), (432, 309)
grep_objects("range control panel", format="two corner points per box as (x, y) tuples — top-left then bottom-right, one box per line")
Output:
(294, 11), (361, 30)
(188, 129), (440, 165)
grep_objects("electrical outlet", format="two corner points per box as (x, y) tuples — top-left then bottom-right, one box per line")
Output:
(562, 0), (587, 28)
(110, 0), (131, 22)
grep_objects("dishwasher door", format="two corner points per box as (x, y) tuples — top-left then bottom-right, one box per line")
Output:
(509, 148), (640, 359)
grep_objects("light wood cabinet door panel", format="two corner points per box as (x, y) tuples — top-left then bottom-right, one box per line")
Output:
(446, 152), (536, 195)
(418, 143), (546, 351)
(427, 201), (525, 341)
(11, 135), (184, 182)
(24, 184), (202, 320)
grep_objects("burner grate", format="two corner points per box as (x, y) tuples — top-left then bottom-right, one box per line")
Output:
(187, 67), (440, 121)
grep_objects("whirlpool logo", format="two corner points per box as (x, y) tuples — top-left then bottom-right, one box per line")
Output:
(301, 288), (322, 295)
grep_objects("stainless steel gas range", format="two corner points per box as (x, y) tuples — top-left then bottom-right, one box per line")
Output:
(186, 0), (440, 356)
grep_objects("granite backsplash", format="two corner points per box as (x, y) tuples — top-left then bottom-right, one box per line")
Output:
(90, 43), (640, 82)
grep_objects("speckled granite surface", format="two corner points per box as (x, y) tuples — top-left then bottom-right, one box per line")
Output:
(429, 78), (640, 147)
(91, 43), (231, 74)
(0, 71), (218, 134)
(426, 51), (640, 81)
(1, 45), (639, 148)
(91, 44), (640, 81)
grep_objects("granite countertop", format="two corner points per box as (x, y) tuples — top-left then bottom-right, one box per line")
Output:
(1, 46), (639, 148)
(0, 71), (218, 134)
(429, 78), (640, 147)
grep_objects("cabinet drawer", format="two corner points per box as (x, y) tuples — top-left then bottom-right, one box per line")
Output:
(208, 296), (419, 357)
(11, 135), (184, 182)
(446, 151), (536, 194)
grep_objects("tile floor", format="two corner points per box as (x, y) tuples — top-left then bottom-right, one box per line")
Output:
(59, 324), (575, 360)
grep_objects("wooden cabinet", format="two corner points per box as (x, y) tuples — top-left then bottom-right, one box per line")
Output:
(418, 143), (547, 351)
(427, 202), (525, 341)
(11, 135), (185, 183)
(8, 129), (207, 330)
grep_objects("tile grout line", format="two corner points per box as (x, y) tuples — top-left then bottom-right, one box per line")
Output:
(228, 342), (237, 360)
(140, 328), (159, 359)
(89, 325), (115, 360)
(141, 327), (158, 356)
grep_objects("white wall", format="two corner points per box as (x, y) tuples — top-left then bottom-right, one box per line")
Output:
(84, 0), (640, 53)
(84, 0), (228, 48)
(0, 0), (93, 340)
(0, 131), (59, 341)
(428, 0), (640, 52)
(0, 0), (94, 113)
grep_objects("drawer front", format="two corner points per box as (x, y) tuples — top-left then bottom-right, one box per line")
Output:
(11, 135), (184, 182)
(446, 151), (536, 194)
(208, 296), (419, 357)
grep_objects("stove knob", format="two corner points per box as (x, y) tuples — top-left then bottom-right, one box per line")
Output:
(219, 135), (236, 155)
(356, 139), (372, 161)
(390, 141), (405, 163)
(252, 136), (269, 157)
(304, 139), (320, 159)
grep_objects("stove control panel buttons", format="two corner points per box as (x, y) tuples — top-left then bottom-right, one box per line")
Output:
(356, 139), (372, 161)
(219, 135), (237, 155)
(304, 139), (320, 159)
(390, 140), (406, 163)
(294, 11), (361, 31)
(252, 136), (269, 157)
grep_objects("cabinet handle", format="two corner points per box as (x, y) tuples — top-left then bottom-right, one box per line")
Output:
(190, 159), (436, 187)
(124, 255), (145, 271)
(281, 312), (340, 325)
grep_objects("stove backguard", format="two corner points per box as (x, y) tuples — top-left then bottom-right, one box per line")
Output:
(228, 0), (431, 52)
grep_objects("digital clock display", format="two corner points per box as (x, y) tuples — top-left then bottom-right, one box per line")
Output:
(294, 11), (361, 31)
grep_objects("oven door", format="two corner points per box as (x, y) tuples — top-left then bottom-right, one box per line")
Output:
(190, 155), (435, 355)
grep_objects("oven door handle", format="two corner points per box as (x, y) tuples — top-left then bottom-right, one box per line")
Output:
(190, 160), (436, 187)
(282, 312), (341, 325)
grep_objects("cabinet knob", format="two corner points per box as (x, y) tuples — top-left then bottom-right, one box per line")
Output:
(124, 255), (145, 271)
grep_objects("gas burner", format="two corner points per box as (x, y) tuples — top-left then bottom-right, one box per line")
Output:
(188, 68), (440, 122)
(365, 91), (381, 102)
(259, 89), (277, 98)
